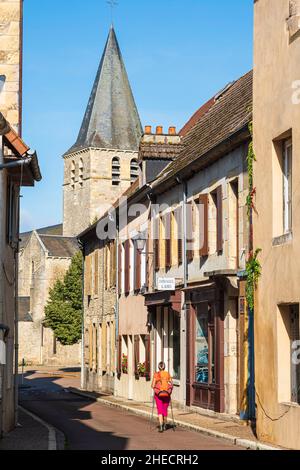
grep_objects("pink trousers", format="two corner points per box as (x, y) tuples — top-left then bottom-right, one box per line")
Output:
(155, 395), (170, 417)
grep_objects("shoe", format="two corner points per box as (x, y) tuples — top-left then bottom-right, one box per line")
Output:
(163, 423), (167, 431)
(158, 425), (164, 433)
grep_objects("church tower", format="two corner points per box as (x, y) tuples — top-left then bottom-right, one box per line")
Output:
(63, 26), (143, 237)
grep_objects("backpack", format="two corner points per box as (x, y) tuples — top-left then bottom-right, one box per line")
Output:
(154, 371), (173, 398)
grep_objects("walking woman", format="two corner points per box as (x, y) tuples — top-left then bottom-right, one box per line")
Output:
(152, 362), (173, 433)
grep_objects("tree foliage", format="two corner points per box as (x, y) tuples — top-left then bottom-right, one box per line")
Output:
(44, 251), (83, 346)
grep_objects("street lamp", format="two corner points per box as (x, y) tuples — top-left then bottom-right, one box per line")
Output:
(135, 232), (147, 253)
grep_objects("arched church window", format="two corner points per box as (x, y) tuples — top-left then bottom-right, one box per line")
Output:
(112, 157), (120, 186)
(79, 159), (84, 188)
(130, 159), (139, 183)
(71, 160), (75, 190)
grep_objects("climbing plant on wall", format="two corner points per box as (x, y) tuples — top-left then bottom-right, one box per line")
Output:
(246, 121), (262, 310)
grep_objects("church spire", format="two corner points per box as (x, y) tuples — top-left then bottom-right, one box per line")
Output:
(66, 26), (142, 155)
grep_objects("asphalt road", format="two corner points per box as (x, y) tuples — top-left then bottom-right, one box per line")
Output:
(19, 371), (243, 451)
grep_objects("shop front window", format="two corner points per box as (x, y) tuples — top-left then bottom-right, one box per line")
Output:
(172, 311), (181, 380)
(195, 303), (215, 384)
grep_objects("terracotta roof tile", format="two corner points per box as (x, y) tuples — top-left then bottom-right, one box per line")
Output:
(154, 70), (253, 187)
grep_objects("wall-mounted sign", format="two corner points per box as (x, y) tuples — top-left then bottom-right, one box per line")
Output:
(157, 278), (176, 291)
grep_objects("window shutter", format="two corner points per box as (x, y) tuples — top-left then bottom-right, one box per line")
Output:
(176, 207), (183, 266)
(135, 245), (141, 292)
(110, 321), (115, 373)
(165, 213), (172, 270)
(154, 218), (160, 271)
(216, 186), (223, 253)
(124, 240), (130, 294)
(187, 202), (194, 263)
(89, 324), (93, 370)
(85, 255), (92, 297)
(94, 250), (99, 296)
(102, 323), (107, 372)
(117, 335), (122, 375)
(199, 194), (209, 257)
(109, 242), (115, 288)
(118, 244), (122, 295)
(146, 233), (150, 289)
(145, 335), (151, 379)
(134, 335), (140, 376)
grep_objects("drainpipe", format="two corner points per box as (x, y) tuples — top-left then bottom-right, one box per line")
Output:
(78, 240), (85, 390)
(181, 179), (188, 407)
(14, 189), (21, 427)
(0, 137), (4, 436)
(248, 206), (256, 420)
(0, 156), (32, 171)
(114, 213), (119, 396)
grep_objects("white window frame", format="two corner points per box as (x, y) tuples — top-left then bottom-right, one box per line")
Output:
(283, 139), (292, 234)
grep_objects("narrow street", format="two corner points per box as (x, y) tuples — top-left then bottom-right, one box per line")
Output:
(19, 371), (243, 451)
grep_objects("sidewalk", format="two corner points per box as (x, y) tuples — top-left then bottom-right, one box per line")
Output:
(0, 407), (64, 451)
(69, 387), (282, 451)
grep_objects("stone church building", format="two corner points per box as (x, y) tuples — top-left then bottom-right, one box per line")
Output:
(18, 26), (142, 366)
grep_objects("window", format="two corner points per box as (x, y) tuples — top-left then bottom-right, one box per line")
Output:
(195, 303), (215, 385)
(130, 159), (139, 183)
(186, 201), (195, 263)
(228, 181), (239, 268)
(273, 135), (293, 241)
(6, 179), (19, 248)
(71, 160), (75, 189)
(175, 206), (183, 266)
(277, 304), (300, 405)
(210, 187), (223, 254)
(287, 1), (300, 41)
(79, 158), (83, 187)
(283, 139), (292, 234)
(112, 157), (120, 186)
(155, 307), (181, 380)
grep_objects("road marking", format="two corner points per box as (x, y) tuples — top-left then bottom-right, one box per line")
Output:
(19, 405), (57, 450)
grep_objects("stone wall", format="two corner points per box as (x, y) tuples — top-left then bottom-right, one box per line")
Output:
(63, 148), (139, 237)
(18, 232), (81, 366)
(0, 0), (21, 132)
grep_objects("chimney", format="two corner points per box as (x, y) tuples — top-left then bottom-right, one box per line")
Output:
(168, 127), (176, 135)
(144, 125), (152, 135)
(156, 126), (163, 135)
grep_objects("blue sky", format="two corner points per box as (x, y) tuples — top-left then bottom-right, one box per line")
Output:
(20, 0), (253, 232)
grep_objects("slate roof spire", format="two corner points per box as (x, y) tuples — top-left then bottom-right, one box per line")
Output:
(66, 26), (142, 154)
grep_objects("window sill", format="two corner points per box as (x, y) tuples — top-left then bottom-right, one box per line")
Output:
(280, 401), (300, 409)
(272, 232), (293, 247)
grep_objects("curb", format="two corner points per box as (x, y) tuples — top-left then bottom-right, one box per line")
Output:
(69, 388), (281, 451)
(19, 405), (63, 451)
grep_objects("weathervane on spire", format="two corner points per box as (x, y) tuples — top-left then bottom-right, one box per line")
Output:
(107, 0), (118, 25)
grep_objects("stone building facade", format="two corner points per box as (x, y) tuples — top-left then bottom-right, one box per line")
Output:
(0, 0), (22, 131)
(0, 0), (42, 437)
(18, 230), (80, 366)
(254, 0), (300, 450)
(0, 118), (41, 436)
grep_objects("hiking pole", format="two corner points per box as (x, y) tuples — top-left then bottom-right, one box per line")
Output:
(170, 397), (176, 432)
(149, 392), (155, 430)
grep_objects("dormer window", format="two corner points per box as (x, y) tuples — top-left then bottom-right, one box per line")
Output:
(130, 159), (139, 184)
(112, 157), (120, 186)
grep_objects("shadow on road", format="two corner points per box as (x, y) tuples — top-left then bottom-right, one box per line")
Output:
(19, 371), (128, 451)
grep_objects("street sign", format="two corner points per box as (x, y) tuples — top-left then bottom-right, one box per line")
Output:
(157, 278), (176, 291)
